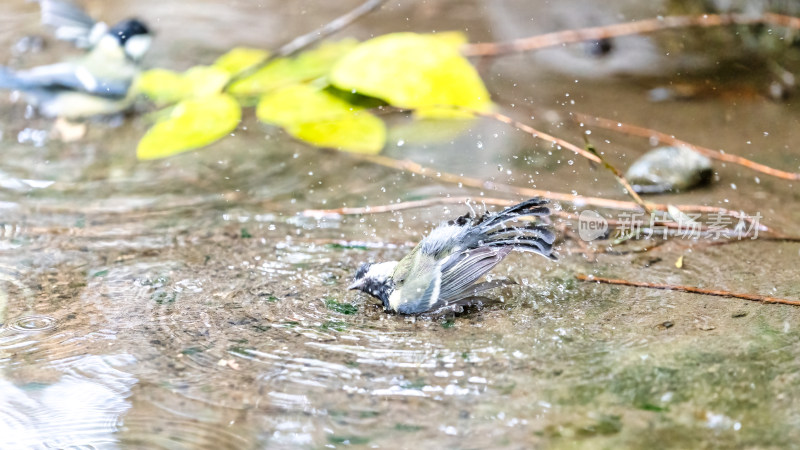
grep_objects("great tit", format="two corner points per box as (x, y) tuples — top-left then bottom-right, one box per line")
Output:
(0, 17), (151, 120)
(349, 198), (557, 314)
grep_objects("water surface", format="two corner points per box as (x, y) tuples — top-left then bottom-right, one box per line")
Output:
(1, 0), (800, 448)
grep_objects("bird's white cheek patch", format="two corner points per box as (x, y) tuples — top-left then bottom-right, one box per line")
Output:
(125, 35), (152, 60)
(388, 290), (403, 310)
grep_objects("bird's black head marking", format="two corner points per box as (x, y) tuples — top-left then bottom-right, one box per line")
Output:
(448, 213), (472, 227)
(110, 18), (150, 44)
(353, 262), (372, 282)
(350, 263), (395, 309)
(363, 278), (394, 309)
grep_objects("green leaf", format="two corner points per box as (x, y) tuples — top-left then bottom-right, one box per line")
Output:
(330, 32), (492, 118)
(213, 47), (270, 76)
(136, 66), (230, 104)
(256, 84), (385, 154)
(227, 39), (359, 97)
(137, 94), (241, 160)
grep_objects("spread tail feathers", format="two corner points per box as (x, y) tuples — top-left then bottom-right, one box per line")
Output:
(462, 198), (556, 260)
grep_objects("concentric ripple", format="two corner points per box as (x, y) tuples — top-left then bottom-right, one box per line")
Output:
(6, 315), (57, 332)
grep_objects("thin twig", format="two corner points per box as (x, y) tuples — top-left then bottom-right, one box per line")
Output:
(303, 196), (779, 241)
(574, 113), (800, 181)
(366, 108), (776, 235)
(477, 110), (601, 163)
(305, 196), (592, 221)
(225, 0), (387, 87)
(304, 196), (484, 217)
(576, 273), (800, 306)
(462, 13), (800, 57)
(302, 196), (650, 225)
(275, 0), (386, 58)
(472, 110), (652, 211)
(355, 153), (776, 235)
(583, 136), (652, 213)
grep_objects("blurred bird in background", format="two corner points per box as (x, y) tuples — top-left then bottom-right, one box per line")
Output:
(0, 0), (151, 121)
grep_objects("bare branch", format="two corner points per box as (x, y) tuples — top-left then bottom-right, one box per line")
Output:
(574, 113), (800, 181)
(462, 13), (800, 57)
(226, 0), (387, 87)
(576, 273), (800, 306)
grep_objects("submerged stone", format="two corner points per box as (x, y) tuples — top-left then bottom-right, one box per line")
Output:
(625, 146), (713, 194)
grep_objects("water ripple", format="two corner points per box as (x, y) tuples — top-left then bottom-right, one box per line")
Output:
(0, 353), (137, 449)
(120, 387), (255, 449)
(6, 315), (57, 332)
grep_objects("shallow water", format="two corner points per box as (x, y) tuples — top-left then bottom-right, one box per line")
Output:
(1, 0), (800, 448)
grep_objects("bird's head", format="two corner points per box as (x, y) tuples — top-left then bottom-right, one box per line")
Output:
(109, 18), (152, 61)
(348, 261), (398, 308)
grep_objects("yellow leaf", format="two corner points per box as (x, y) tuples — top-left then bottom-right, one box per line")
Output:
(135, 68), (184, 104)
(428, 31), (469, 48)
(388, 118), (472, 146)
(256, 84), (385, 154)
(675, 255), (684, 269)
(136, 66), (230, 105)
(182, 66), (230, 97)
(329, 32), (492, 118)
(213, 47), (270, 76)
(227, 39), (359, 97)
(137, 94), (241, 160)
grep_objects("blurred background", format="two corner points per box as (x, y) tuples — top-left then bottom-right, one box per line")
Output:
(0, 0), (799, 448)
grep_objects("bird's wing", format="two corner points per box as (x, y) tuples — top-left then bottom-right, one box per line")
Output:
(394, 268), (441, 315)
(395, 247), (511, 313)
(38, 0), (99, 47)
(15, 62), (131, 97)
(428, 279), (518, 312)
(391, 248), (441, 314)
(430, 246), (512, 309)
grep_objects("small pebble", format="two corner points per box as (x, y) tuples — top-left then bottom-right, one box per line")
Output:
(626, 146), (713, 194)
(657, 321), (674, 330)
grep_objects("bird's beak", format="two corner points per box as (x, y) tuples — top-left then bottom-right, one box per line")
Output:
(348, 280), (364, 290)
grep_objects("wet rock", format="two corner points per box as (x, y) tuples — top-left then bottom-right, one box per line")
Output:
(625, 146), (713, 194)
(657, 321), (674, 330)
(697, 321), (716, 331)
(635, 255), (662, 268)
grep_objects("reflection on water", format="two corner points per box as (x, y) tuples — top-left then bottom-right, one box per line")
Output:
(0, 354), (136, 449)
(1, 0), (800, 448)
